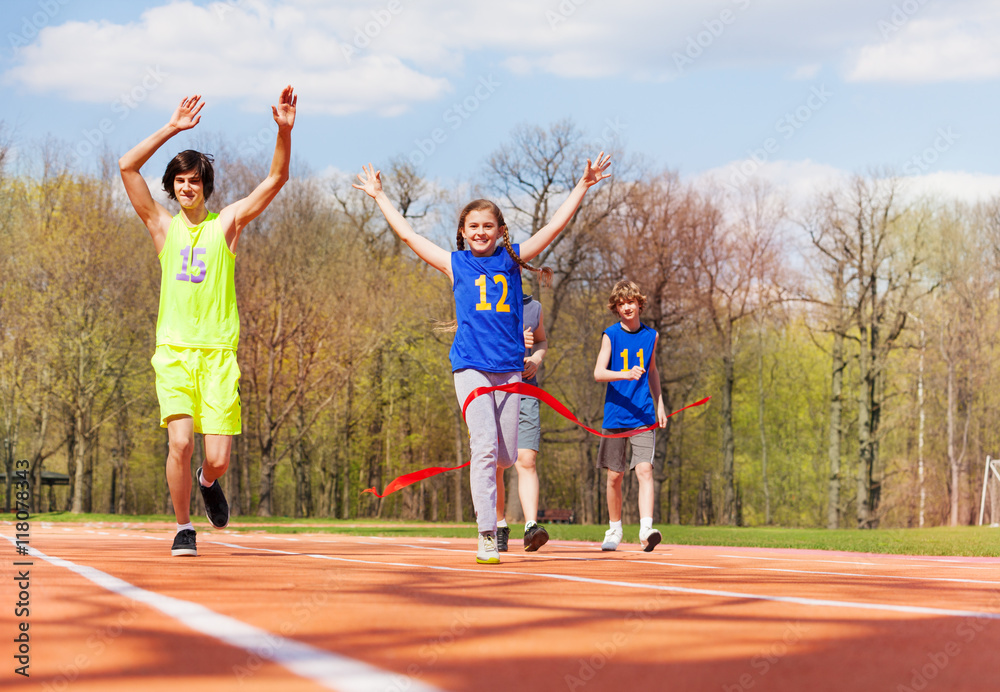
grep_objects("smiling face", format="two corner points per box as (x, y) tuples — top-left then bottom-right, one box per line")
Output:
(615, 299), (641, 327)
(172, 169), (205, 210)
(462, 209), (502, 256)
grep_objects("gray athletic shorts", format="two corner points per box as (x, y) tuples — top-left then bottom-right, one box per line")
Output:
(518, 395), (541, 452)
(597, 429), (656, 473)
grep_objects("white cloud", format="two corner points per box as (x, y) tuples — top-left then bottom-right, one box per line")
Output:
(6, 0), (1000, 119)
(2, 1), (451, 115)
(697, 159), (1000, 213)
(846, 3), (1000, 82)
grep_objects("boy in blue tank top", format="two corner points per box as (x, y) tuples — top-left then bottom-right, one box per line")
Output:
(593, 280), (667, 552)
(354, 153), (611, 564)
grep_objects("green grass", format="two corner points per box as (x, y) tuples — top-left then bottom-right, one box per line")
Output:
(9, 512), (999, 557)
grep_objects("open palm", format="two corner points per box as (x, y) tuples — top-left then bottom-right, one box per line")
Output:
(169, 95), (204, 131)
(352, 164), (383, 199)
(581, 152), (612, 187)
(272, 85), (297, 130)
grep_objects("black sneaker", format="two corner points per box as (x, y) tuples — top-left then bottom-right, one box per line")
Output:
(171, 529), (197, 557)
(523, 523), (549, 552)
(497, 525), (510, 552)
(198, 468), (230, 529)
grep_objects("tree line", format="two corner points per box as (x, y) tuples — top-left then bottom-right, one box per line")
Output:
(3, 120), (1000, 528)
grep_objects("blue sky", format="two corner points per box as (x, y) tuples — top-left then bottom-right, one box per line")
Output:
(3, 0), (1000, 201)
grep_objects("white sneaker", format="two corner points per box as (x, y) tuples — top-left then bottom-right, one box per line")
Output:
(640, 527), (662, 552)
(601, 527), (623, 551)
(477, 531), (500, 564)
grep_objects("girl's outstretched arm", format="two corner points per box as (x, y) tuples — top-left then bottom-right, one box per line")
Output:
(353, 164), (452, 278)
(520, 152), (612, 262)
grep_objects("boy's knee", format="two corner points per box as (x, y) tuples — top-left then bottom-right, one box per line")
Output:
(634, 462), (654, 482)
(203, 454), (229, 476)
(516, 453), (537, 473)
(168, 436), (194, 460)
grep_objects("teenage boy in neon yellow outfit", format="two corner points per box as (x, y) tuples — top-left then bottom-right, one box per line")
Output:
(119, 87), (296, 556)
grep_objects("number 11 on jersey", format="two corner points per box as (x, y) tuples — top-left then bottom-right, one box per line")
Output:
(620, 348), (645, 371)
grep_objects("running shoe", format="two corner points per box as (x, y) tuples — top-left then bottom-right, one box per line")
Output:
(523, 523), (549, 552)
(639, 527), (662, 552)
(601, 526), (623, 551)
(477, 531), (501, 564)
(497, 525), (510, 552)
(171, 529), (197, 557)
(198, 468), (230, 529)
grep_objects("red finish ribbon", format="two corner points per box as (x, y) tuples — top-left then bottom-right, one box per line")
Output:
(362, 383), (710, 498)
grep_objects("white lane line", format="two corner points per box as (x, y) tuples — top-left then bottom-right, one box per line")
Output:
(647, 562), (722, 570)
(358, 540), (602, 562)
(1, 537), (444, 692)
(756, 567), (1000, 586)
(717, 555), (918, 567)
(208, 541), (1000, 621)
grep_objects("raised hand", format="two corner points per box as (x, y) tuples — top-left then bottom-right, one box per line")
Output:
(169, 95), (205, 131)
(524, 327), (535, 350)
(580, 151), (612, 188)
(272, 85), (297, 130)
(352, 164), (383, 199)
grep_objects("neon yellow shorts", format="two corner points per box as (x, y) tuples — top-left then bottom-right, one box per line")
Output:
(151, 344), (241, 435)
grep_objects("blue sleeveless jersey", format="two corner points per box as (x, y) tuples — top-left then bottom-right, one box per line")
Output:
(450, 244), (524, 373)
(602, 322), (658, 428)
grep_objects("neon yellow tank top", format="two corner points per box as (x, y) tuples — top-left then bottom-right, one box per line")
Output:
(155, 212), (239, 349)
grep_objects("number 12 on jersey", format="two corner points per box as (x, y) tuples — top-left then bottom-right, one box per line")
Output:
(474, 274), (511, 313)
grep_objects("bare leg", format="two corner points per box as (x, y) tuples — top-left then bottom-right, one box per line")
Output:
(201, 434), (232, 483)
(516, 448), (539, 524)
(165, 416), (195, 524)
(606, 469), (624, 523)
(635, 462), (654, 519)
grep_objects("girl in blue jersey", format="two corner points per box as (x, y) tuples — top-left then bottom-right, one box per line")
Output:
(593, 280), (668, 552)
(354, 153), (611, 563)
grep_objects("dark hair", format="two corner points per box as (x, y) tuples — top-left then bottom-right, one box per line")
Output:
(162, 150), (215, 201)
(455, 199), (553, 285)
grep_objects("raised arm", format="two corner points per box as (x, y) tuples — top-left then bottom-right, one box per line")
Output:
(218, 85), (297, 250)
(593, 333), (645, 383)
(520, 152), (612, 262)
(352, 164), (452, 278)
(119, 95), (204, 251)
